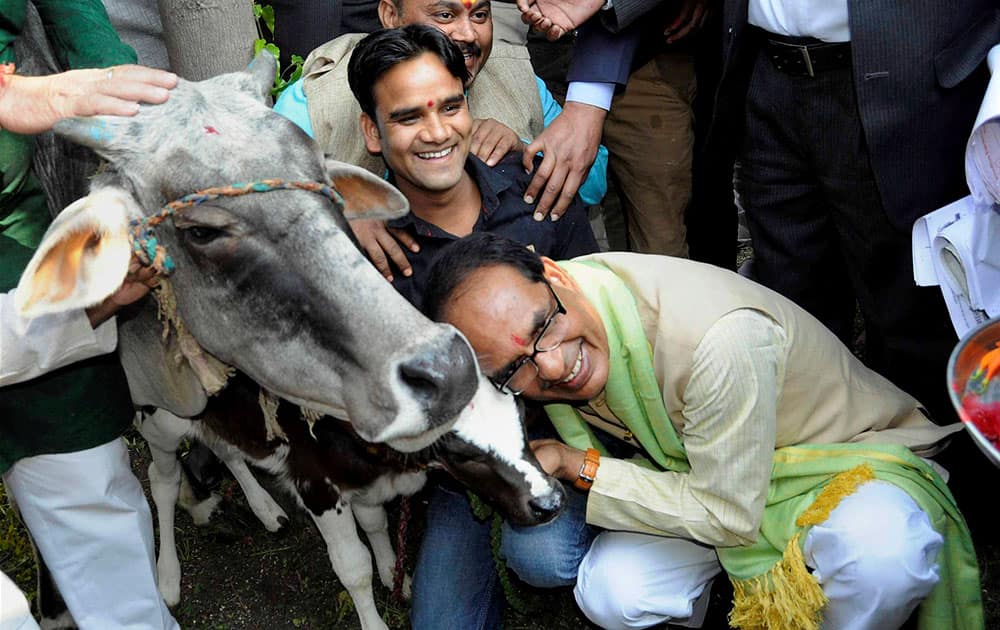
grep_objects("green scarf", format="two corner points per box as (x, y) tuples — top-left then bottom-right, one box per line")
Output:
(545, 260), (982, 630)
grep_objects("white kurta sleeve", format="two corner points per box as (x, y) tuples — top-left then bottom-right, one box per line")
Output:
(0, 289), (118, 386)
(585, 309), (785, 547)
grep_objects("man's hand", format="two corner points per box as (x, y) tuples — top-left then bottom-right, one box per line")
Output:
(349, 218), (419, 282)
(664, 0), (711, 43)
(522, 101), (606, 221)
(530, 438), (586, 482)
(470, 118), (525, 167)
(85, 257), (160, 327)
(517, 0), (604, 41)
(0, 65), (177, 135)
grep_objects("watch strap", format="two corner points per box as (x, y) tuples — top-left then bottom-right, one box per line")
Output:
(574, 447), (601, 491)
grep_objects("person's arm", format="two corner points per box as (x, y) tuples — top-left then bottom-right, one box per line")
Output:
(516, 0), (663, 39)
(536, 76), (608, 206)
(589, 309), (782, 545)
(469, 118), (526, 167)
(0, 290), (117, 386)
(519, 19), (640, 218)
(34, 0), (137, 68)
(0, 64), (175, 134)
(567, 19), (642, 86)
(599, 0), (669, 33)
(534, 309), (784, 546)
(0, 258), (160, 385)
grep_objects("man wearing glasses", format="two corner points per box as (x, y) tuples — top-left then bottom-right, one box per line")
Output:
(420, 232), (979, 630)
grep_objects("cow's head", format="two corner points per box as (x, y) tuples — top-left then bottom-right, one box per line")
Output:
(431, 375), (565, 526)
(14, 52), (478, 449)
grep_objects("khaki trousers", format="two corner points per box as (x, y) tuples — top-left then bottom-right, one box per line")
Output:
(604, 51), (696, 256)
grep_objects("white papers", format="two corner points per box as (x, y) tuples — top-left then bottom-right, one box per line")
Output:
(913, 44), (1000, 336)
(912, 197), (997, 335)
(966, 45), (1000, 206)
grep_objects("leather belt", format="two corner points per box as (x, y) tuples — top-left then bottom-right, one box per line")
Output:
(757, 29), (851, 77)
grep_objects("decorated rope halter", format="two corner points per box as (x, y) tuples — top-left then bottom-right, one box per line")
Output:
(131, 179), (346, 274)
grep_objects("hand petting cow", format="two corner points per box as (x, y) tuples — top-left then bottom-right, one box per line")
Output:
(13, 52), (562, 629)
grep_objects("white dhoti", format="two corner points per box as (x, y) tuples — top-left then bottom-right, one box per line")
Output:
(574, 481), (942, 630)
(1, 570), (38, 630)
(3, 438), (178, 630)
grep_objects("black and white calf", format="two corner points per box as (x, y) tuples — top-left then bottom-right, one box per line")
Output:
(141, 373), (564, 630)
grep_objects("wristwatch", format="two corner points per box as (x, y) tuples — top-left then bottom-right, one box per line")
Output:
(574, 448), (601, 491)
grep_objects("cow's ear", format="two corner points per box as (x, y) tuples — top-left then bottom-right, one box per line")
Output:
(324, 158), (409, 222)
(15, 187), (138, 319)
(245, 49), (278, 102)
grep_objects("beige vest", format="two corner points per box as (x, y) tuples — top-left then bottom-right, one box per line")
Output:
(576, 253), (960, 454)
(301, 34), (544, 176)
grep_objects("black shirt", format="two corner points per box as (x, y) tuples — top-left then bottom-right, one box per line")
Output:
(389, 153), (600, 310)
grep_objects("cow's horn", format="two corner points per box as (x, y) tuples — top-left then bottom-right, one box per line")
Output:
(53, 117), (120, 150)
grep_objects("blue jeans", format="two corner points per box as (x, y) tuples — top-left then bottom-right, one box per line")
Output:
(410, 481), (595, 630)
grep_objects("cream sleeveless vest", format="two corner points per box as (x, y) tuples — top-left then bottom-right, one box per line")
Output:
(301, 34), (544, 175)
(573, 252), (960, 452)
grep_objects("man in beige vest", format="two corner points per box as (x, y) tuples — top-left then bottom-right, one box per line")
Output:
(273, 0), (609, 279)
(419, 232), (973, 630)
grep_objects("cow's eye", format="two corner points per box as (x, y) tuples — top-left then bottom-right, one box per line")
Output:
(184, 225), (224, 245)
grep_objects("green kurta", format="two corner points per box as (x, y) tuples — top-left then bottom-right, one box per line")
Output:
(0, 0), (137, 473)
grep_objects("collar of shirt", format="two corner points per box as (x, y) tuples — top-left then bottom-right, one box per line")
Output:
(386, 154), (518, 237)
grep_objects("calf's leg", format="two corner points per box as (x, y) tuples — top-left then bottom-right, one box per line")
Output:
(352, 503), (398, 592)
(310, 504), (388, 630)
(139, 409), (190, 606)
(208, 442), (288, 532)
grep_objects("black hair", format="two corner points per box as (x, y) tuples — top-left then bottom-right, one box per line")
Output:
(348, 24), (470, 119)
(423, 233), (546, 321)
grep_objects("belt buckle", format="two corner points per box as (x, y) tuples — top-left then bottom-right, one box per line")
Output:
(773, 40), (815, 77)
(797, 44), (815, 77)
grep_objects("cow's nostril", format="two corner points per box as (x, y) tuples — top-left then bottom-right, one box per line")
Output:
(398, 330), (478, 426)
(398, 359), (442, 406)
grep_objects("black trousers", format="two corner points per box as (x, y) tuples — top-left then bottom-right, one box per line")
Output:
(736, 49), (957, 422)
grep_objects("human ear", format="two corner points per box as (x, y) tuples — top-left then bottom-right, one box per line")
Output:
(378, 0), (402, 27)
(540, 256), (580, 291)
(359, 113), (383, 155)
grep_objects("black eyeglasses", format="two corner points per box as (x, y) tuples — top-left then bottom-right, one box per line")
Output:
(491, 282), (568, 395)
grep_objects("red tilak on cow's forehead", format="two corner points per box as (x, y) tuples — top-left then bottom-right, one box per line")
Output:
(203, 125), (220, 135)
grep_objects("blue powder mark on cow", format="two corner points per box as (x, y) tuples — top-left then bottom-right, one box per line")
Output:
(87, 122), (112, 144)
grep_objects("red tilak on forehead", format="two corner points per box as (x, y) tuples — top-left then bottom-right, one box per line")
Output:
(427, 100), (434, 107)
(511, 334), (528, 347)
(462, 0), (473, 8)
(203, 125), (219, 135)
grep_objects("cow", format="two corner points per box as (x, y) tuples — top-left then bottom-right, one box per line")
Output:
(12, 52), (564, 628)
(15, 51), (477, 451)
(139, 372), (564, 630)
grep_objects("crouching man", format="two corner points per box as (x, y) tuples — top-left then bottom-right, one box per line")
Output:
(420, 232), (981, 630)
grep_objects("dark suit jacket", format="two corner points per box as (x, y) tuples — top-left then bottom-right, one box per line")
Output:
(565, 0), (678, 88)
(712, 0), (1000, 231)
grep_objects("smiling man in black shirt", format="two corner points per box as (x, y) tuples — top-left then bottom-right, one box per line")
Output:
(345, 25), (600, 629)
(346, 24), (599, 309)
